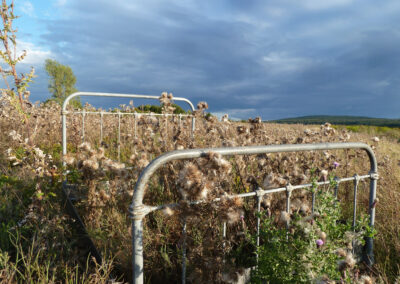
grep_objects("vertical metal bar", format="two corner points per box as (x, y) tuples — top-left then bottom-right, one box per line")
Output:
(132, 218), (144, 284)
(82, 109), (86, 143)
(286, 193), (291, 214)
(256, 196), (261, 247)
(118, 112), (121, 162)
(352, 174), (360, 230)
(100, 112), (103, 143)
(182, 218), (187, 284)
(256, 193), (262, 263)
(366, 171), (378, 265)
(221, 221), (227, 274)
(285, 184), (293, 239)
(134, 113), (137, 138)
(334, 176), (339, 199)
(62, 110), (67, 167)
(311, 191), (316, 214)
(222, 222), (227, 248)
(191, 116), (195, 139)
(164, 114), (168, 140)
(179, 114), (182, 129)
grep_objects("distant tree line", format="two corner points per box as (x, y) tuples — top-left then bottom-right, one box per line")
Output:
(273, 115), (400, 128)
(136, 104), (188, 114)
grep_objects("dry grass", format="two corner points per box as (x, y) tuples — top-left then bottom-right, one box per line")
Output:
(0, 93), (399, 283)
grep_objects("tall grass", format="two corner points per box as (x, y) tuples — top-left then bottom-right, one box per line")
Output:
(1, 94), (399, 282)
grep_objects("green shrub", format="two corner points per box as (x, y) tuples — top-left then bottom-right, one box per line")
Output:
(346, 125), (360, 132)
(252, 178), (371, 283)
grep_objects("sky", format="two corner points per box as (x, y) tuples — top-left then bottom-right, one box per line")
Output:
(4, 0), (400, 120)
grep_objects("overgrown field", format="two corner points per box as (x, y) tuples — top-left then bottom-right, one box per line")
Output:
(0, 94), (399, 283)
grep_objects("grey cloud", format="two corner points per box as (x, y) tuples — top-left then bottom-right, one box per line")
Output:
(25, 0), (400, 119)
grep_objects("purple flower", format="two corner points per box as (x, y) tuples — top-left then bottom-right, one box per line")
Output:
(333, 161), (340, 168)
(316, 239), (324, 247)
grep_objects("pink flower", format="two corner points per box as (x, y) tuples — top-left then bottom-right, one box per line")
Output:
(333, 161), (340, 168)
(316, 239), (324, 248)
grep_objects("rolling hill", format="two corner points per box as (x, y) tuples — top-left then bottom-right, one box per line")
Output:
(272, 115), (400, 127)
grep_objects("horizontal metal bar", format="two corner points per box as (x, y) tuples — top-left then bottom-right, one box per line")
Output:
(130, 142), (377, 209)
(149, 174), (372, 213)
(62, 92), (195, 113)
(130, 142), (378, 283)
(62, 92), (196, 159)
(70, 111), (193, 117)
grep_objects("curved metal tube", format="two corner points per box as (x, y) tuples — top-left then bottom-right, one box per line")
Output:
(130, 142), (378, 283)
(62, 92), (196, 158)
(131, 142), (377, 207)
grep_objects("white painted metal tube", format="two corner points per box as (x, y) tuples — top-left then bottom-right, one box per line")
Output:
(181, 218), (187, 284)
(100, 112), (103, 143)
(130, 143), (377, 208)
(132, 219), (144, 283)
(352, 174), (360, 230)
(151, 174), (372, 213)
(62, 92), (196, 163)
(81, 110), (86, 143)
(118, 112), (121, 162)
(72, 111), (193, 117)
(129, 142), (378, 282)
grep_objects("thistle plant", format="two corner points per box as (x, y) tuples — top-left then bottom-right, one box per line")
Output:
(2, 95), (397, 282)
(252, 177), (374, 283)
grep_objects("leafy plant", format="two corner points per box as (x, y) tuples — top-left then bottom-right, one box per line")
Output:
(252, 182), (371, 283)
(44, 58), (81, 108)
(0, 0), (35, 121)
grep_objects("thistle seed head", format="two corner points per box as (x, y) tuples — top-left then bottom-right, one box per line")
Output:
(197, 101), (208, 110)
(83, 158), (99, 171)
(162, 206), (174, 217)
(63, 154), (75, 165)
(279, 211), (290, 224)
(345, 252), (356, 269)
(78, 142), (91, 152)
(336, 248), (347, 258)
(359, 275), (373, 284)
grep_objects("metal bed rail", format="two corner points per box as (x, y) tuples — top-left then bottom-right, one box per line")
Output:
(62, 92), (196, 162)
(129, 142), (378, 283)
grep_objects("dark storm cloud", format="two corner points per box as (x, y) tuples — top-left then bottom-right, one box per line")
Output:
(32, 0), (400, 119)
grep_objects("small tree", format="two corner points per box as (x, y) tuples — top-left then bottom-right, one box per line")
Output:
(44, 59), (81, 108)
(0, 0), (35, 121)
